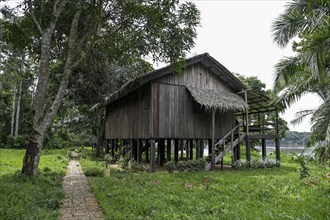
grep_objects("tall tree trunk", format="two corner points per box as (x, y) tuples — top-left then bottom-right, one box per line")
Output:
(15, 80), (23, 138)
(11, 84), (17, 136)
(22, 0), (72, 176)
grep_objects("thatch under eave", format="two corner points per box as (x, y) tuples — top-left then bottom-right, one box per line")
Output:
(186, 86), (249, 112)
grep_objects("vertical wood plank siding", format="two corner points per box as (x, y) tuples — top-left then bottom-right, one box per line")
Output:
(106, 63), (236, 139)
(153, 63), (235, 139)
(105, 84), (150, 139)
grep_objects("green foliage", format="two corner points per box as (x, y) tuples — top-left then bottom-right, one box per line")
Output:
(128, 162), (151, 173)
(281, 131), (311, 146)
(164, 161), (176, 173)
(0, 149), (68, 219)
(84, 167), (104, 177)
(172, 159), (206, 173)
(272, 0), (330, 164)
(295, 155), (310, 179)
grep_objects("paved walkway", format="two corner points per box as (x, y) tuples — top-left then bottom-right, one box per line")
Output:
(59, 152), (104, 220)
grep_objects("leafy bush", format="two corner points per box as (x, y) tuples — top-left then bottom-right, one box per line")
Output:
(170, 159), (206, 173)
(128, 162), (151, 173)
(84, 167), (104, 177)
(295, 155), (310, 179)
(233, 159), (276, 170)
(232, 160), (248, 170)
(164, 161), (176, 173)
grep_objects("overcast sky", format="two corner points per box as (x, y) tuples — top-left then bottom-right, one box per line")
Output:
(186, 0), (322, 132)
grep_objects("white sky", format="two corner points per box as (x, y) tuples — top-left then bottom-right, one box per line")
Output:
(186, 0), (322, 132)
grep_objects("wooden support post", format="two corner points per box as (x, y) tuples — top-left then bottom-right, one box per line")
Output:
(174, 139), (179, 162)
(105, 139), (110, 154)
(196, 139), (200, 159)
(189, 139), (194, 160)
(111, 139), (115, 158)
(167, 139), (171, 161)
(180, 140), (184, 160)
(186, 140), (189, 160)
(159, 139), (165, 166)
(275, 138), (280, 166)
(200, 140), (205, 158)
(137, 139), (141, 163)
(132, 139), (137, 161)
(208, 139), (212, 155)
(246, 137), (251, 167)
(237, 142), (241, 161)
(244, 90), (249, 135)
(262, 139), (266, 161)
(211, 109), (216, 170)
(146, 140), (150, 162)
(150, 139), (156, 172)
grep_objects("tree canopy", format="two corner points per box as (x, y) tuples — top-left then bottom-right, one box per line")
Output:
(1, 0), (201, 175)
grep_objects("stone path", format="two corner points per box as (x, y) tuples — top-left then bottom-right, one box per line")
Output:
(59, 152), (104, 220)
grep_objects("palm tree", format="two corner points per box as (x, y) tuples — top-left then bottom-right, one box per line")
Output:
(272, 0), (330, 164)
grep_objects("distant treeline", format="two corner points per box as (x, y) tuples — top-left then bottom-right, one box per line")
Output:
(266, 131), (311, 147)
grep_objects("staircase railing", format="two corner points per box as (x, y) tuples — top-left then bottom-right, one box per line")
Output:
(205, 122), (246, 171)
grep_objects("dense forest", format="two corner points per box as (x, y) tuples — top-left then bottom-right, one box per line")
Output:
(281, 131), (311, 147)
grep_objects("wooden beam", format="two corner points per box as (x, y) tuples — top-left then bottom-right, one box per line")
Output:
(186, 140), (189, 160)
(262, 139), (266, 161)
(166, 139), (171, 161)
(180, 140), (184, 160)
(137, 139), (141, 163)
(196, 139), (200, 159)
(248, 134), (279, 139)
(150, 139), (155, 172)
(211, 109), (216, 170)
(146, 140), (150, 162)
(111, 139), (115, 158)
(190, 139), (194, 160)
(246, 137), (251, 167)
(245, 90), (249, 135)
(174, 139), (179, 162)
(275, 138), (280, 166)
(159, 139), (165, 166)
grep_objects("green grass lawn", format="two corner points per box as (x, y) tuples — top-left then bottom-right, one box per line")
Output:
(79, 153), (330, 220)
(0, 148), (69, 220)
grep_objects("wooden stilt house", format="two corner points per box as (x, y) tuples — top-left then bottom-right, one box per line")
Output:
(93, 53), (281, 171)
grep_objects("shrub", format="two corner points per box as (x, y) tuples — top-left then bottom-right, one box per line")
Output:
(232, 160), (248, 170)
(295, 155), (310, 179)
(129, 162), (151, 173)
(175, 159), (206, 173)
(84, 167), (104, 177)
(164, 161), (176, 173)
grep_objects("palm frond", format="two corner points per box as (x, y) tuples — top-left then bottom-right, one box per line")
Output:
(310, 96), (330, 142)
(272, 0), (330, 48)
(291, 109), (315, 125)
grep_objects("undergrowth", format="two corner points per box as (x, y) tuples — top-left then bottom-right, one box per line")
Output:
(0, 149), (69, 220)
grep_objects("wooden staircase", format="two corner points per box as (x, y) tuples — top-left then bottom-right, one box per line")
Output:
(205, 123), (246, 171)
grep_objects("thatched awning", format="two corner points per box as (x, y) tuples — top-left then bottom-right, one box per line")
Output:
(186, 86), (249, 112)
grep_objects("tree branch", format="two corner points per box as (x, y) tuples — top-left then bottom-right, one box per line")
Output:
(28, 0), (42, 34)
(42, 8), (82, 132)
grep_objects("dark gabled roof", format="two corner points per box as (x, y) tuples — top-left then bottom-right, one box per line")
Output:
(91, 53), (247, 111)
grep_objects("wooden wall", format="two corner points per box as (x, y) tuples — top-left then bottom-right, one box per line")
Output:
(105, 85), (150, 139)
(152, 83), (235, 139)
(152, 63), (236, 139)
(105, 63), (238, 139)
(156, 63), (232, 91)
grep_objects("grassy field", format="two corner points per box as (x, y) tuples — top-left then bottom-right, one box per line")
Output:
(79, 152), (330, 220)
(0, 149), (69, 220)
